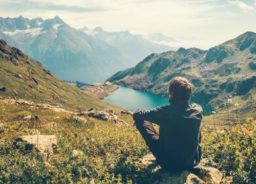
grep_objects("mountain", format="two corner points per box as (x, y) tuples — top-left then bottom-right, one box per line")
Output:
(108, 31), (256, 114)
(0, 16), (170, 83)
(81, 27), (171, 67)
(0, 39), (109, 110)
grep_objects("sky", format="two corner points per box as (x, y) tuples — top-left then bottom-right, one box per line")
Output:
(0, 0), (256, 49)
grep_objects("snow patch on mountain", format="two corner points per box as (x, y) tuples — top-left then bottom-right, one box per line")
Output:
(53, 24), (61, 31)
(3, 27), (43, 37)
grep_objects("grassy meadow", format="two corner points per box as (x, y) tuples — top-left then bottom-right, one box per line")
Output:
(0, 98), (256, 183)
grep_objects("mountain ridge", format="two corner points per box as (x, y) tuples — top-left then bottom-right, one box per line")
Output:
(108, 31), (256, 114)
(0, 16), (171, 83)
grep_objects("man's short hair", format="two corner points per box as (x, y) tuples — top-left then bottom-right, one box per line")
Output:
(168, 77), (194, 103)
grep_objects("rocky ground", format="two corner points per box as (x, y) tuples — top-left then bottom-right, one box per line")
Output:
(138, 154), (229, 184)
(81, 82), (119, 99)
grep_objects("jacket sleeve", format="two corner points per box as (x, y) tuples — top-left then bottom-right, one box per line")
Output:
(132, 106), (168, 125)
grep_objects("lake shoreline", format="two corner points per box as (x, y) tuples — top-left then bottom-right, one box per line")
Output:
(81, 82), (119, 99)
(103, 86), (169, 110)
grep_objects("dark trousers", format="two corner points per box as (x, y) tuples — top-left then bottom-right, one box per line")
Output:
(135, 120), (160, 160)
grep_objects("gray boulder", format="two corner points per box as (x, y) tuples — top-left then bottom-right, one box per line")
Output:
(138, 154), (225, 184)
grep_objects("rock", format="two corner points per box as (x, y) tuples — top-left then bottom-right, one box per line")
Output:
(28, 115), (42, 128)
(88, 108), (94, 111)
(0, 127), (4, 134)
(43, 68), (52, 76)
(46, 122), (58, 128)
(65, 116), (87, 125)
(23, 115), (32, 120)
(81, 82), (118, 98)
(10, 57), (19, 65)
(106, 109), (114, 114)
(121, 110), (133, 115)
(0, 39), (27, 65)
(0, 39), (7, 47)
(18, 135), (57, 155)
(72, 150), (84, 158)
(87, 111), (109, 121)
(153, 171), (205, 184)
(12, 47), (27, 59)
(0, 86), (6, 92)
(15, 74), (23, 79)
(83, 109), (126, 125)
(138, 154), (224, 184)
(32, 77), (39, 85)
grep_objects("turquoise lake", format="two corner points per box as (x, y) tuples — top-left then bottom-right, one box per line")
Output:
(103, 86), (169, 110)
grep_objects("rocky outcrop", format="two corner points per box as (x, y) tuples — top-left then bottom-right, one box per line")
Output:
(14, 134), (57, 156)
(80, 108), (127, 125)
(64, 116), (87, 125)
(138, 154), (226, 184)
(0, 39), (27, 65)
(0, 86), (6, 92)
(205, 46), (231, 63)
(81, 82), (119, 99)
(0, 127), (4, 134)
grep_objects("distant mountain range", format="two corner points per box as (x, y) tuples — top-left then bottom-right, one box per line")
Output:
(0, 16), (172, 83)
(108, 31), (256, 114)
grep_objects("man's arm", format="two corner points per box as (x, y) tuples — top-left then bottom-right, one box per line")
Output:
(132, 106), (169, 125)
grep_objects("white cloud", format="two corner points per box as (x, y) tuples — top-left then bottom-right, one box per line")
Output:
(228, 0), (255, 12)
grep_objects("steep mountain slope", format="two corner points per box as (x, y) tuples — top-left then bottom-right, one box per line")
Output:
(0, 39), (108, 110)
(0, 16), (170, 83)
(108, 32), (256, 113)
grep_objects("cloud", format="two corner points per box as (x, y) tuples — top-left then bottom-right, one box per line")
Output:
(227, 0), (256, 12)
(0, 0), (106, 13)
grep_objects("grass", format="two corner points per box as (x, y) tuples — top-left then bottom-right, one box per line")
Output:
(0, 58), (112, 111)
(1, 99), (256, 183)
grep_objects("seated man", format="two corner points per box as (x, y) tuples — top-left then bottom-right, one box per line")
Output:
(133, 77), (203, 172)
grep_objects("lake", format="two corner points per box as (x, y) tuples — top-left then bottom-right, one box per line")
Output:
(103, 86), (169, 110)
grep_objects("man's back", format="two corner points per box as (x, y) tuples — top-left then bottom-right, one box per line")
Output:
(133, 77), (203, 172)
(133, 102), (203, 171)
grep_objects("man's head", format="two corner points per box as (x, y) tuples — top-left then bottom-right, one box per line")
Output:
(168, 77), (194, 104)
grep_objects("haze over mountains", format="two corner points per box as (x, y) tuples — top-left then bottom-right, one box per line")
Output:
(0, 16), (172, 83)
(108, 31), (256, 114)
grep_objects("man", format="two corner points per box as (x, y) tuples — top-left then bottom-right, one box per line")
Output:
(133, 77), (202, 172)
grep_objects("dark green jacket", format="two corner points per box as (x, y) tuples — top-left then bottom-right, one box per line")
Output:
(133, 102), (203, 171)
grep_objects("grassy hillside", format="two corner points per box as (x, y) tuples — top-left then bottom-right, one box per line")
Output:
(108, 32), (256, 114)
(0, 39), (110, 111)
